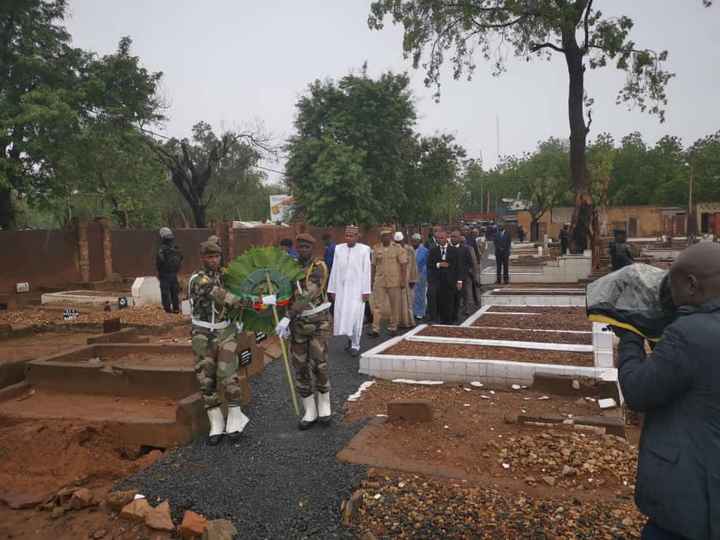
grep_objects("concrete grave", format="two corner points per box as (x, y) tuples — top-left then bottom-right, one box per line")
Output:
(131, 277), (162, 306)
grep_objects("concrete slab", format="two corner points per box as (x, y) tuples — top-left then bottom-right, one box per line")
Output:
(132, 277), (161, 306)
(41, 290), (133, 307)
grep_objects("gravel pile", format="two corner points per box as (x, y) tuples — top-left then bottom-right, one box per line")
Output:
(118, 335), (376, 539)
(352, 472), (645, 539)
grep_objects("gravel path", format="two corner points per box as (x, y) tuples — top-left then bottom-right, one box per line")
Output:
(118, 334), (383, 539)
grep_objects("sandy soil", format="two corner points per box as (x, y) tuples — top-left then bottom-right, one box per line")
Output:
(418, 325), (592, 345)
(383, 341), (594, 366)
(473, 311), (593, 332)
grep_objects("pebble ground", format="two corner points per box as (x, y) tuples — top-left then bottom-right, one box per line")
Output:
(119, 335), (379, 539)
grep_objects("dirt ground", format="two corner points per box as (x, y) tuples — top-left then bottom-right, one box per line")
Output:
(0, 331), (98, 365)
(474, 311), (593, 332)
(383, 341), (594, 366)
(343, 381), (643, 539)
(418, 325), (592, 345)
(0, 416), (164, 540)
(0, 306), (183, 329)
(0, 321), (194, 539)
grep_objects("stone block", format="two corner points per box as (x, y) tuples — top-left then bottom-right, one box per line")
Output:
(105, 490), (137, 511)
(145, 500), (174, 532)
(120, 498), (152, 522)
(202, 519), (238, 540)
(180, 510), (209, 539)
(131, 277), (162, 306)
(387, 400), (433, 423)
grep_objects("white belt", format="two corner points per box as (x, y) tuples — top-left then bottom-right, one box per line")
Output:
(192, 319), (244, 332)
(301, 302), (331, 317)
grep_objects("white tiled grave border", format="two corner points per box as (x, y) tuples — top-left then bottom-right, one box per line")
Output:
(479, 289), (586, 307)
(360, 304), (617, 386)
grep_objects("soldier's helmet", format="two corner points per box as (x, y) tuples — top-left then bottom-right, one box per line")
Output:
(159, 227), (174, 240)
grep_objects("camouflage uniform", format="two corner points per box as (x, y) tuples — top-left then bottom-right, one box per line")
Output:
(188, 268), (244, 409)
(288, 256), (332, 399)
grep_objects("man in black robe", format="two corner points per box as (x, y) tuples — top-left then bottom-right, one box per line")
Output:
(426, 229), (463, 324)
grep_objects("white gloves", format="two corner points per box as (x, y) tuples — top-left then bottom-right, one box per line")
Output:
(275, 316), (291, 339)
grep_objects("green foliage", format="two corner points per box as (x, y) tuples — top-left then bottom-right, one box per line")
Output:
(400, 134), (467, 224)
(464, 131), (720, 218)
(368, 0), (712, 244)
(286, 69), (465, 226)
(0, 0), (165, 229)
(223, 246), (304, 333)
(367, 0), (706, 118)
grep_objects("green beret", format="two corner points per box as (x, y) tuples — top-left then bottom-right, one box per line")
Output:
(296, 233), (316, 246)
(200, 241), (221, 255)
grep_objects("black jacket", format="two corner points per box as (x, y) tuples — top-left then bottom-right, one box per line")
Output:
(610, 241), (634, 271)
(618, 300), (720, 540)
(494, 229), (512, 254)
(426, 244), (461, 287)
(156, 241), (183, 278)
(452, 242), (474, 278)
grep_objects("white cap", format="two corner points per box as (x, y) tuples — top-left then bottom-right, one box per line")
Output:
(393, 232), (404, 242)
(411, 233), (422, 241)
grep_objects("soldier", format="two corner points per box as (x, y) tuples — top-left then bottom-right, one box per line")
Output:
(156, 227), (183, 313)
(368, 228), (408, 337)
(188, 241), (250, 445)
(274, 233), (332, 430)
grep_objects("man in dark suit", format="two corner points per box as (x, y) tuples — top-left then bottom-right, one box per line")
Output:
(450, 228), (476, 319)
(494, 223), (512, 285)
(426, 229), (463, 324)
(615, 242), (720, 540)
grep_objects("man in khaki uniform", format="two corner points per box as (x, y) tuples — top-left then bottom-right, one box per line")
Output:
(368, 228), (408, 337)
(395, 231), (418, 329)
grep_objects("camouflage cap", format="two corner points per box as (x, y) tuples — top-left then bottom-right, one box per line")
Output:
(200, 241), (221, 255)
(296, 233), (316, 246)
(380, 227), (393, 235)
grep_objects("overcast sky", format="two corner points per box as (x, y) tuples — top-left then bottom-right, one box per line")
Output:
(65, 1), (719, 180)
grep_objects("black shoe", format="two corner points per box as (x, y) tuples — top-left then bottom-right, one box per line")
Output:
(207, 433), (224, 446)
(367, 330), (379, 338)
(349, 348), (360, 358)
(415, 316), (424, 321)
(344, 339), (352, 351)
(318, 415), (331, 426)
(495, 280), (501, 285)
(298, 419), (316, 431)
(172, 309), (180, 314)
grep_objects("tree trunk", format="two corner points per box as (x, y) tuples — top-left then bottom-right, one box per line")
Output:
(0, 187), (14, 230)
(563, 34), (591, 254)
(189, 201), (207, 228)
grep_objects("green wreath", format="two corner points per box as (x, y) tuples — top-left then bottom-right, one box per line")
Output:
(223, 246), (304, 333)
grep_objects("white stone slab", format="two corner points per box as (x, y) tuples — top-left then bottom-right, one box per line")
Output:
(407, 335), (593, 353)
(41, 290), (133, 307)
(460, 305), (492, 327)
(131, 276), (162, 306)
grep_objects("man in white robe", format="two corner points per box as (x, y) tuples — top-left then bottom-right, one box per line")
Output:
(327, 225), (372, 357)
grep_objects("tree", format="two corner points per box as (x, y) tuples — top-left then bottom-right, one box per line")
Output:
(149, 122), (272, 228)
(368, 0), (713, 251)
(0, 0), (164, 228)
(506, 138), (569, 240)
(688, 131), (720, 205)
(285, 69), (418, 226)
(399, 134), (467, 225)
(587, 133), (616, 267)
(609, 132), (651, 205)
